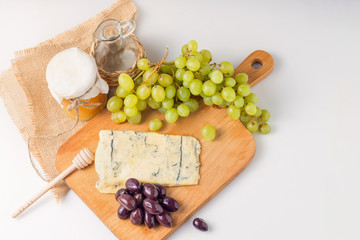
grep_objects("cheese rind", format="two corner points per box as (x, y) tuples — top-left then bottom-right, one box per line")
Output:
(95, 130), (201, 193)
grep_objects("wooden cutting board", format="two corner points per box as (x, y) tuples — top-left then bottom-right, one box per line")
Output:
(56, 50), (273, 239)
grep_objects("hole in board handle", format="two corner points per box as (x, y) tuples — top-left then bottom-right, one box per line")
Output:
(251, 59), (263, 69)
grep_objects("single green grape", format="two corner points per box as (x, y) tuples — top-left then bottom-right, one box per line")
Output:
(181, 44), (189, 55)
(224, 77), (236, 87)
(199, 62), (211, 76)
(195, 71), (205, 81)
(136, 99), (147, 111)
(237, 84), (251, 96)
(183, 71), (194, 82)
(219, 61), (234, 75)
(221, 87), (236, 102)
(208, 70), (213, 78)
(216, 84), (222, 92)
(175, 56), (187, 69)
(158, 73), (173, 87)
(147, 97), (161, 109)
(111, 111), (127, 124)
(162, 98), (174, 109)
(116, 86), (131, 98)
(177, 87), (190, 102)
(149, 118), (163, 131)
(136, 84), (151, 100)
(182, 80), (191, 88)
(226, 69), (234, 77)
(189, 79), (203, 95)
(151, 85), (166, 102)
(247, 120), (259, 133)
(234, 96), (245, 108)
(245, 93), (258, 104)
(212, 92), (224, 105)
(158, 106), (166, 114)
(187, 40), (198, 52)
(137, 58), (150, 71)
(161, 64), (173, 75)
(210, 70), (224, 84)
(107, 96), (123, 112)
(259, 123), (271, 134)
(118, 73), (134, 91)
(240, 111), (251, 123)
(218, 102), (228, 108)
(234, 73), (248, 85)
(245, 103), (257, 116)
(124, 94), (138, 107)
(200, 49), (212, 63)
(201, 124), (216, 141)
(124, 106), (138, 117)
(143, 68), (159, 84)
(190, 52), (204, 62)
(184, 98), (199, 112)
(177, 104), (190, 117)
(175, 68), (185, 81)
(228, 105), (241, 120)
(260, 109), (271, 122)
(186, 58), (201, 71)
(127, 111), (142, 124)
(165, 85), (176, 98)
(202, 80), (217, 96)
(255, 107), (262, 118)
(165, 108), (179, 123)
(203, 96), (213, 106)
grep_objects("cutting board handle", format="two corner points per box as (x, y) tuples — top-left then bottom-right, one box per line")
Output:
(233, 50), (274, 87)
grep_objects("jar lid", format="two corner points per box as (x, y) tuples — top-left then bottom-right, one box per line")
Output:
(46, 48), (99, 99)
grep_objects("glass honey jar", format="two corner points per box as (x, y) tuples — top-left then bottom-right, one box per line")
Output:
(46, 47), (109, 121)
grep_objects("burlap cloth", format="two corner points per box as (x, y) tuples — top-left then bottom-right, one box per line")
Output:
(0, 0), (136, 200)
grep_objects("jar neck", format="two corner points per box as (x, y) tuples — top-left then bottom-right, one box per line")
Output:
(101, 37), (123, 53)
(94, 19), (124, 52)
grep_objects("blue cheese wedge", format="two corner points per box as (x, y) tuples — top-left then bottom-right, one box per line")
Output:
(95, 130), (201, 193)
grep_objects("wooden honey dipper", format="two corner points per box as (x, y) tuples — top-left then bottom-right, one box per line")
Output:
(11, 148), (94, 218)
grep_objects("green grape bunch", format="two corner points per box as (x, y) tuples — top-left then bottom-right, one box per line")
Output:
(106, 40), (271, 135)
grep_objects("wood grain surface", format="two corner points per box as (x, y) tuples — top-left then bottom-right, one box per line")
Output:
(56, 50), (274, 240)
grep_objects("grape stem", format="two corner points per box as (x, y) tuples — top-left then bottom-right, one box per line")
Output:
(183, 53), (194, 58)
(183, 49), (195, 58)
(210, 63), (218, 70)
(133, 70), (144, 81)
(140, 46), (169, 85)
(174, 82), (181, 88)
(169, 64), (175, 78)
(249, 115), (265, 127)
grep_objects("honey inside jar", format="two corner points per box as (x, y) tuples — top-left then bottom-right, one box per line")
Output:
(61, 93), (107, 121)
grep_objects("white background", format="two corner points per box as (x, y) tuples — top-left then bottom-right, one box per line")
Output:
(1, 0), (360, 239)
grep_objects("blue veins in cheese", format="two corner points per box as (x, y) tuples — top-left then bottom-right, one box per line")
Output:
(95, 130), (201, 193)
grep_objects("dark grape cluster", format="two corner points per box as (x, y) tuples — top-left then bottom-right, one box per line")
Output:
(115, 178), (179, 229)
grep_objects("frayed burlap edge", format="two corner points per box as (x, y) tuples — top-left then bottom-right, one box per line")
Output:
(0, 0), (137, 201)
